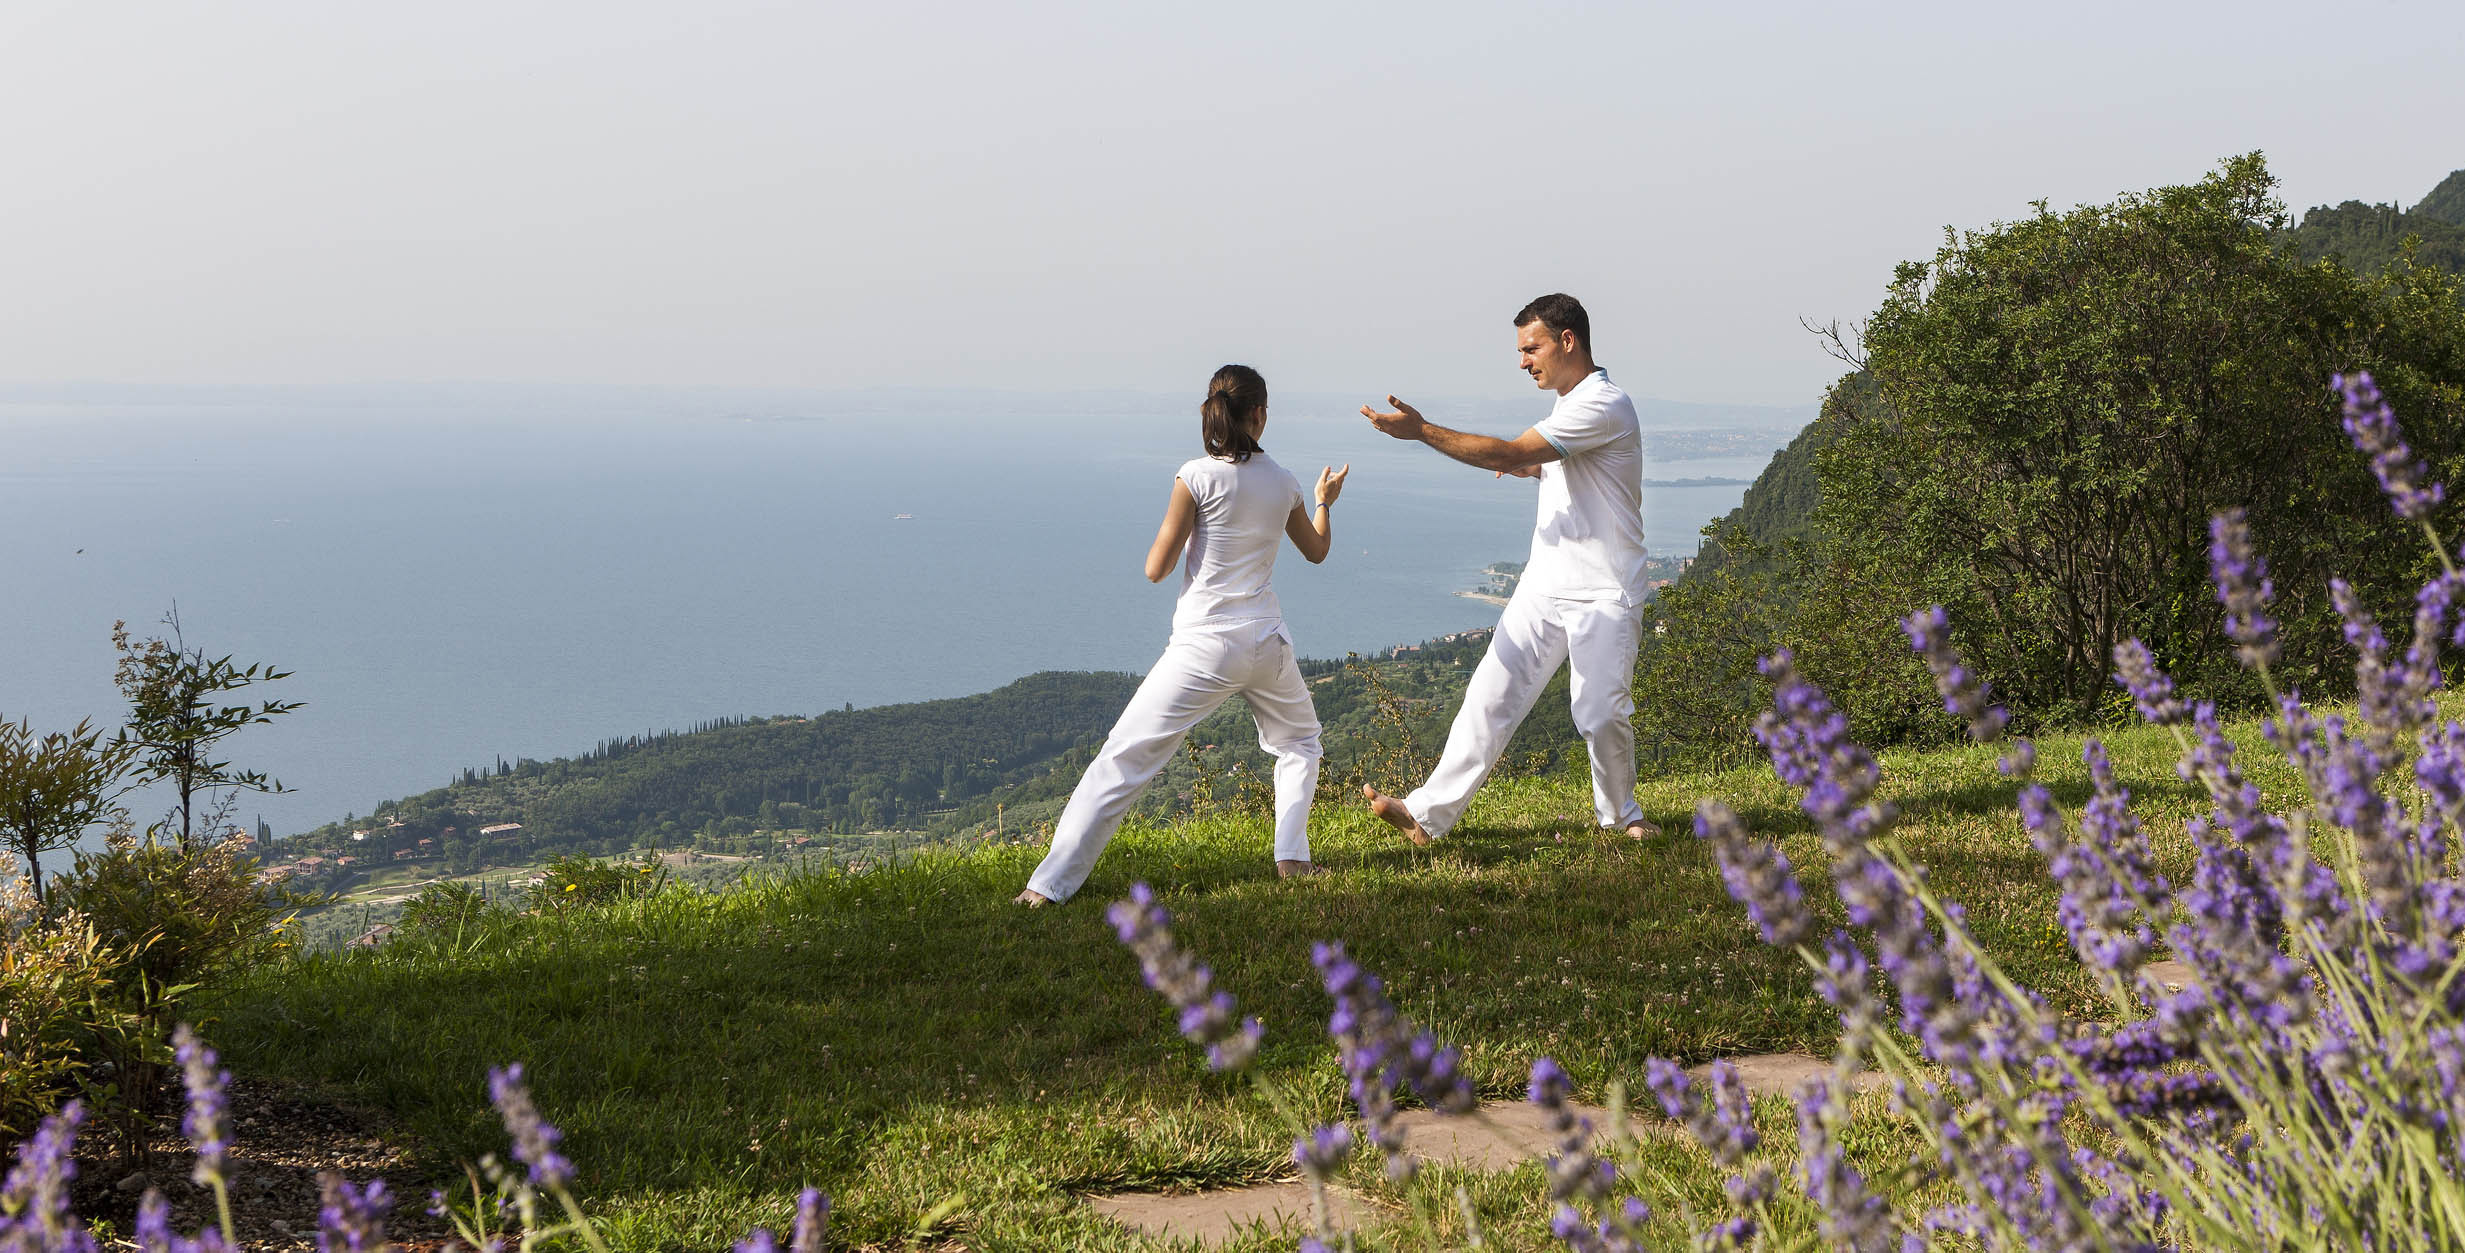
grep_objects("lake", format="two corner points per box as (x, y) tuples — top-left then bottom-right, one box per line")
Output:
(1, 385), (1801, 836)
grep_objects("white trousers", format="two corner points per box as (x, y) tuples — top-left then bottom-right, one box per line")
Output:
(1025, 620), (1323, 903)
(1404, 591), (1644, 839)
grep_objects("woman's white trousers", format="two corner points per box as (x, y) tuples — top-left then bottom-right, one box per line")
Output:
(1402, 591), (1645, 840)
(1024, 620), (1323, 903)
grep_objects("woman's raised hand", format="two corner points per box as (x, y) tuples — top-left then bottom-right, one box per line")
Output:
(1316, 463), (1351, 506)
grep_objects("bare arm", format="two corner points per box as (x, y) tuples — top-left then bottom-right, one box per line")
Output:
(1144, 477), (1199, 583)
(1283, 463), (1350, 563)
(1360, 396), (1561, 474)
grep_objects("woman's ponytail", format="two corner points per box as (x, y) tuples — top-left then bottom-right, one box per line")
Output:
(1200, 364), (1267, 462)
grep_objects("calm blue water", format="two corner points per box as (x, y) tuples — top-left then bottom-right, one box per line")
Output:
(1, 389), (1794, 836)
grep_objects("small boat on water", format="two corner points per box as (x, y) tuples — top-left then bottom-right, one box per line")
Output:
(892, 513), (914, 520)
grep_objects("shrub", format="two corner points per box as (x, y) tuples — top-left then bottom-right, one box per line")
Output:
(527, 853), (667, 912)
(0, 880), (134, 1147)
(45, 831), (285, 1156)
(396, 881), (513, 945)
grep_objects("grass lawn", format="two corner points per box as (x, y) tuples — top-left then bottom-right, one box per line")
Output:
(204, 709), (2308, 1250)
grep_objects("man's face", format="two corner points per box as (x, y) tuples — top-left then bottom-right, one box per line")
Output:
(1515, 321), (1582, 392)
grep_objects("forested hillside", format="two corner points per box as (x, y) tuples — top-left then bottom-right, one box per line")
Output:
(276, 635), (1579, 872)
(1632, 154), (2465, 772)
(2286, 168), (2465, 275)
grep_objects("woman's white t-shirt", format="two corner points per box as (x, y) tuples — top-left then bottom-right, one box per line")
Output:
(1172, 452), (1306, 631)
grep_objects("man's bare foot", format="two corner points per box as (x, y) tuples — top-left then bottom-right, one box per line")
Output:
(1624, 819), (1664, 841)
(1013, 888), (1052, 907)
(1277, 859), (1330, 878)
(1362, 784), (1433, 847)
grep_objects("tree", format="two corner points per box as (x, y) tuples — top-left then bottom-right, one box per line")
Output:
(1820, 153), (2465, 723)
(0, 717), (132, 905)
(112, 611), (303, 849)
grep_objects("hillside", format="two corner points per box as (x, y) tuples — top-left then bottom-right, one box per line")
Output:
(2286, 167), (2465, 276)
(273, 638), (1581, 882)
(206, 702), (2274, 1249)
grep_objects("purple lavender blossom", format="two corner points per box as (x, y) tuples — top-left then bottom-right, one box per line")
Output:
(1794, 1080), (1899, 1252)
(2029, 741), (2165, 980)
(1529, 1058), (1611, 1206)
(1, 1100), (95, 1252)
(2337, 370), (2445, 520)
(2332, 579), (2407, 740)
(733, 1230), (779, 1253)
(1106, 883), (1263, 1071)
(1697, 801), (1811, 948)
(1900, 605), (2008, 741)
(174, 1023), (232, 1188)
(315, 1173), (392, 1253)
(1754, 650), (1892, 856)
(2110, 640), (2186, 726)
(1313, 940), (1474, 1179)
(486, 1063), (574, 1189)
(2208, 509), (2279, 668)
(1292, 1124), (1353, 1180)
(790, 1187), (828, 1253)
(1644, 1059), (1757, 1168)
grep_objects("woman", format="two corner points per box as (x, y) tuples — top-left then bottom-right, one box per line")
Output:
(1016, 364), (1349, 905)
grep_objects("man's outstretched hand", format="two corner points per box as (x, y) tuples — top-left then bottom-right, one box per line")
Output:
(1360, 396), (1427, 441)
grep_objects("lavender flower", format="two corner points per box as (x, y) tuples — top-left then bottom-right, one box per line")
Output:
(315, 1173), (392, 1253)
(174, 1023), (232, 1188)
(1644, 1060), (1758, 1168)
(486, 1063), (574, 1189)
(1754, 649), (1891, 856)
(1, 1100), (94, 1252)
(1313, 940), (1474, 1178)
(2337, 370), (2444, 520)
(2111, 640), (2186, 726)
(2029, 741), (2165, 980)
(1106, 883), (1262, 1071)
(1292, 1124), (1352, 1180)
(1532, 1059), (1650, 1253)
(1794, 1080), (1899, 1252)
(790, 1188), (828, 1253)
(1697, 800), (1811, 948)
(2209, 509), (2279, 668)
(1901, 605), (2008, 741)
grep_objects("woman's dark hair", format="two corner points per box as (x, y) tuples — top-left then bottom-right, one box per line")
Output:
(1201, 364), (1268, 462)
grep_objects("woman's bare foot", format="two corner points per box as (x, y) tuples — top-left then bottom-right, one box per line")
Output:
(1362, 784), (1433, 847)
(1013, 888), (1052, 907)
(1625, 819), (1663, 840)
(1276, 859), (1330, 878)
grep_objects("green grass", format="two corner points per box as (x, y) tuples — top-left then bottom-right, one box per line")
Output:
(204, 709), (2304, 1250)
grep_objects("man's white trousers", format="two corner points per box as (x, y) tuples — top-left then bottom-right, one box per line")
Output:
(1025, 620), (1322, 903)
(1404, 591), (1644, 839)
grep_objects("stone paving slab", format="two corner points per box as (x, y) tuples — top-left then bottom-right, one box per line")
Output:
(1085, 1181), (1357, 1247)
(1389, 1098), (1617, 1170)
(1688, 1052), (1886, 1098)
(2142, 960), (2197, 993)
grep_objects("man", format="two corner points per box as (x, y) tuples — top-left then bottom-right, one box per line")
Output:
(1359, 292), (1659, 845)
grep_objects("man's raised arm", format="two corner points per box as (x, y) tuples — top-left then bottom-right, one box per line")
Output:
(1360, 396), (1560, 474)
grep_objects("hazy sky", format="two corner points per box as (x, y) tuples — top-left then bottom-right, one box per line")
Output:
(3, 2), (2458, 406)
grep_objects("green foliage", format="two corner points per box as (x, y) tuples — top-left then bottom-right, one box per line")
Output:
(395, 881), (514, 944)
(2286, 168), (2465, 277)
(1843, 152), (2465, 723)
(0, 893), (132, 1144)
(0, 716), (132, 905)
(49, 835), (285, 1155)
(112, 610), (301, 848)
(1642, 154), (2465, 758)
(527, 853), (667, 911)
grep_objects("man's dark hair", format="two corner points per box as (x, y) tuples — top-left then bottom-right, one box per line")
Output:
(1514, 293), (1590, 353)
